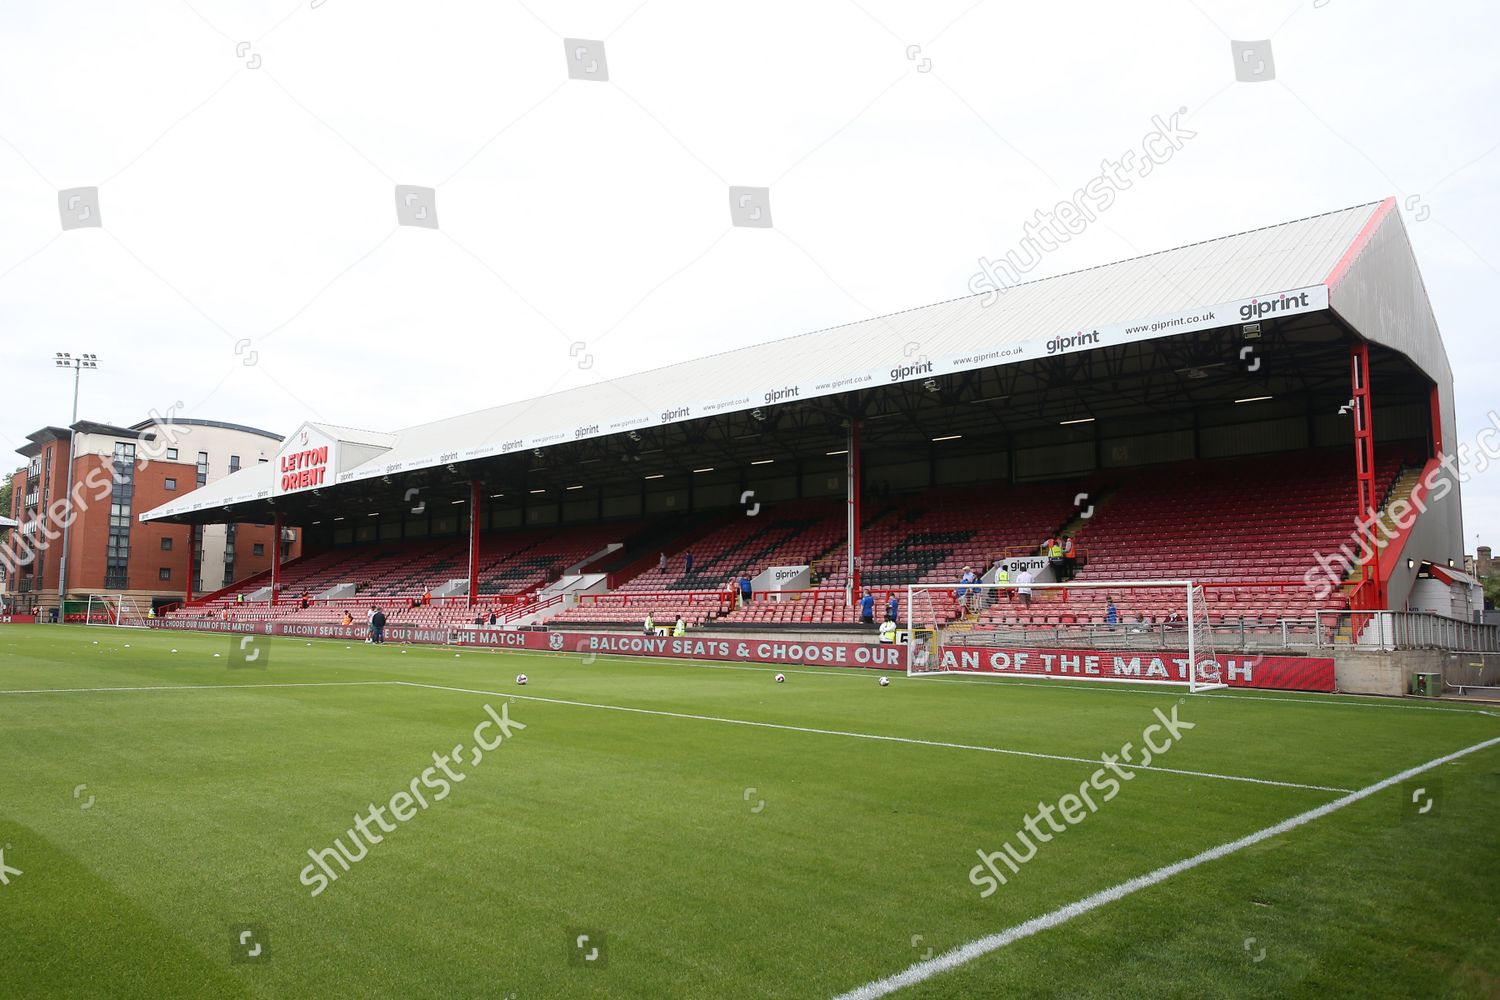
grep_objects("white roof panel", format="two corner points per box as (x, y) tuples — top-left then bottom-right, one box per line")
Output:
(143, 200), (1386, 522)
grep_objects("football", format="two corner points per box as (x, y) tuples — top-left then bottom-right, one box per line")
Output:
(774, 673), (785, 683)
(879, 677), (890, 687)
(516, 674), (528, 685)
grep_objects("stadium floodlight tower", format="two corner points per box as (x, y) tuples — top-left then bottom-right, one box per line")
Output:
(52, 352), (100, 609)
(905, 578), (1229, 693)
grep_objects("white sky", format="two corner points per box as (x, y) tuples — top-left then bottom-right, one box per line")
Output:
(1, 0), (1496, 550)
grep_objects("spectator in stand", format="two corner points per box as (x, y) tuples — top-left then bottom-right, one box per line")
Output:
(473, 613), (484, 626)
(300, 595), (310, 610)
(859, 590), (875, 624)
(236, 592), (244, 605)
(1016, 567), (1035, 606)
(954, 566), (978, 611)
(407, 597), (417, 610)
(739, 574), (753, 607)
(487, 610), (498, 626)
(422, 589), (432, 606)
(1105, 597), (1119, 627)
(342, 611), (353, 626)
(684, 552), (693, 575)
(371, 607), (387, 644)
(658, 552), (668, 573)
(1062, 535), (1077, 581)
(673, 615), (686, 637)
(643, 613), (656, 636)
(886, 593), (899, 623)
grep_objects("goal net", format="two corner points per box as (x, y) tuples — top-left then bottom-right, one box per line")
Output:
(905, 579), (1228, 692)
(85, 594), (151, 629)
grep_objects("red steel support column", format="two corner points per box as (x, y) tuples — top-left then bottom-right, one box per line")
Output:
(468, 480), (482, 608)
(271, 512), (283, 606)
(1350, 343), (1383, 607)
(1429, 384), (1443, 456)
(847, 420), (862, 602)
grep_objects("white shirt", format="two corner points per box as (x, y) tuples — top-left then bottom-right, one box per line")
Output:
(1016, 570), (1034, 595)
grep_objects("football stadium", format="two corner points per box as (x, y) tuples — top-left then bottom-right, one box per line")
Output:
(4, 197), (1500, 997)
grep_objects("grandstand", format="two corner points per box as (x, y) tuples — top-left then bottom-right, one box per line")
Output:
(138, 198), (1489, 693)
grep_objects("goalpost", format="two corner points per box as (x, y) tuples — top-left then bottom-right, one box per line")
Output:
(905, 579), (1229, 693)
(85, 594), (151, 629)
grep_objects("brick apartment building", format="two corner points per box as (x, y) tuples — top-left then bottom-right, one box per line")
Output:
(2, 418), (299, 612)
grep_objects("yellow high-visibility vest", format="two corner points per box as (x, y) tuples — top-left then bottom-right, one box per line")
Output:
(1049, 543), (1063, 558)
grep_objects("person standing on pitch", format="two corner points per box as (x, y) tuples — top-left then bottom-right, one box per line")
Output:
(371, 607), (387, 644)
(860, 590), (875, 624)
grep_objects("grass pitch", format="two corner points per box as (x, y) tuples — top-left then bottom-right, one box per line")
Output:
(1, 625), (1497, 998)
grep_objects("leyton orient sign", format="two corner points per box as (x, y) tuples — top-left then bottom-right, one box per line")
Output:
(275, 423), (338, 496)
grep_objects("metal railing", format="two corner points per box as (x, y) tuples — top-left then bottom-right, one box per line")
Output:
(1306, 610), (1500, 653)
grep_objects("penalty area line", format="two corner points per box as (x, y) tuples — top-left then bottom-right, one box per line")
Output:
(394, 681), (1352, 794)
(830, 732), (1500, 1000)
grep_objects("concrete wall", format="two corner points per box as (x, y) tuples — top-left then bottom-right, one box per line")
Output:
(1333, 648), (1500, 696)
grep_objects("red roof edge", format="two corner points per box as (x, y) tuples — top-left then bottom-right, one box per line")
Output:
(1324, 196), (1397, 291)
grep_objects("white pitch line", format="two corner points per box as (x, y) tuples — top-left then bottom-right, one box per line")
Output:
(394, 681), (1352, 794)
(832, 733), (1500, 1000)
(0, 681), (399, 696)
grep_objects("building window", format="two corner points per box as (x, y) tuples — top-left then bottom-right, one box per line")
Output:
(160, 537), (173, 551)
(159, 567), (171, 581)
(196, 452), (208, 487)
(104, 442), (137, 589)
(166, 448), (178, 460)
(253, 542), (265, 556)
(164, 478), (177, 491)
(229, 455), (241, 473)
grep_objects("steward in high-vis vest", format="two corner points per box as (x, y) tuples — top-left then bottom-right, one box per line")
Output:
(996, 565), (1012, 601)
(1048, 539), (1064, 578)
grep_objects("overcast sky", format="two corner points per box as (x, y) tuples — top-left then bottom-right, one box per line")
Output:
(1, 0), (1496, 549)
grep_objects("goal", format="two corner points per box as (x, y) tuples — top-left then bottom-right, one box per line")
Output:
(904, 579), (1229, 692)
(85, 594), (151, 629)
